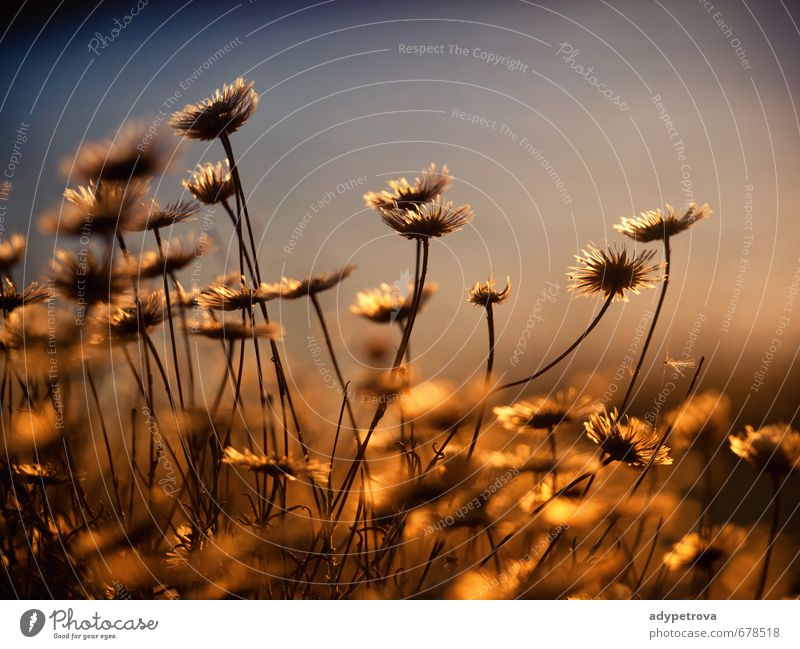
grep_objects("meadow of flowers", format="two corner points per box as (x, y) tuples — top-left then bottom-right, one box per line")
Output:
(1, 77), (797, 600)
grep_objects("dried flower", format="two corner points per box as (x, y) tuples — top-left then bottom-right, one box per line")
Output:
(182, 161), (235, 204)
(584, 407), (672, 469)
(131, 199), (200, 231)
(40, 179), (150, 237)
(188, 316), (282, 341)
(568, 243), (661, 302)
(91, 291), (167, 343)
(195, 281), (278, 311)
(63, 120), (173, 182)
(260, 264), (356, 299)
(363, 163), (451, 211)
(467, 277), (511, 307)
(663, 524), (745, 572)
(665, 390), (731, 453)
(614, 203), (712, 242)
(169, 78), (259, 141)
(380, 197), (473, 239)
(729, 423), (800, 475)
(494, 389), (595, 431)
(0, 234), (26, 271)
(350, 281), (438, 324)
(129, 237), (204, 279)
(51, 249), (130, 304)
(222, 447), (328, 482)
(11, 463), (70, 485)
(0, 277), (49, 312)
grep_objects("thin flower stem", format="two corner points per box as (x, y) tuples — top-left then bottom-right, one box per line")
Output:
(617, 236), (671, 417)
(310, 292), (359, 433)
(153, 228), (185, 410)
(755, 474), (782, 599)
(494, 293), (614, 394)
(630, 356), (704, 495)
(467, 302), (495, 459)
(332, 238), (430, 518)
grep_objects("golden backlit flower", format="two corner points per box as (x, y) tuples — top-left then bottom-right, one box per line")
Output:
(0, 233), (26, 271)
(222, 447), (328, 482)
(467, 277), (511, 307)
(729, 423), (800, 475)
(494, 389), (596, 431)
(260, 264), (356, 299)
(665, 390), (731, 452)
(614, 202), (712, 242)
(40, 179), (150, 237)
(584, 407), (672, 469)
(11, 463), (70, 485)
(380, 197), (473, 239)
(663, 524), (745, 572)
(169, 78), (259, 141)
(129, 237), (204, 279)
(91, 291), (167, 343)
(0, 277), (48, 312)
(51, 249), (130, 304)
(568, 243), (661, 302)
(131, 199), (200, 231)
(195, 281), (278, 311)
(402, 380), (484, 431)
(363, 163), (451, 211)
(63, 120), (173, 182)
(182, 161), (235, 204)
(188, 316), (282, 341)
(350, 281), (438, 324)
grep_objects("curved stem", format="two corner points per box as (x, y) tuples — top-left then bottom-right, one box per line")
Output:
(333, 238), (430, 517)
(467, 303), (495, 459)
(755, 474), (782, 599)
(617, 236), (671, 417)
(495, 294), (614, 394)
(153, 228), (185, 409)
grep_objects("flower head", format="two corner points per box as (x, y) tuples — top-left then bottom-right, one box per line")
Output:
(663, 524), (745, 572)
(169, 78), (259, 141)
(51, 249), (130, 305)
(40, 179), (150, 237)
(584, 407), (672, 469)
(63, 120), (173, 182)
(614, 202), (712, 242)
(380, 196), (473, 239)
(0, 234), (26, 272)
(665, 390), (731, 452)
(91, 291), (167, 344)
(568, 243), (661, 302)
(222, 447), (328, 483)
(129, 237), (205, 279)
(259, 264), (356, 300)
(494, 389), (595, 432)
(131, 199), (200, 231)
(0, 278), (48, 312)
(363, 163), (451, 211)
(728, 423), (800, 475)
(188, 315), (282, 341)
(182, 161), (235, 204)
(350, 281), (438, 324)
(467, 277), (511, 307)
(195, 281), (279, 311)
(11, 463), (70, 486)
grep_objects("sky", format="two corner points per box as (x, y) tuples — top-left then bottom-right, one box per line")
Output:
(1, 0), (800, 425)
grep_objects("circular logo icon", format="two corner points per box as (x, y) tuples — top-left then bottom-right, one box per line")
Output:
(20, 609), (45, 637)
